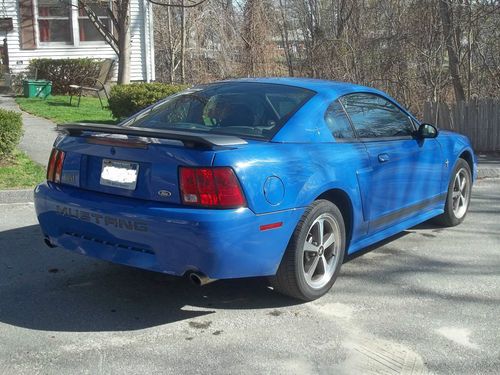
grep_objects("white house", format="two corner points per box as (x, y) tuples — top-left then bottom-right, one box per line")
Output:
(0, 0), (155, 81)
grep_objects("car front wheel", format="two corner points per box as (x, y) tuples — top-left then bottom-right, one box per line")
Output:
(271, 200), (345, 301)
(433, 158), (472, 227)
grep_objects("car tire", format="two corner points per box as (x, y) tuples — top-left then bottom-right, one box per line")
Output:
(433, 158), (472, 227)
(271, 199), (345, 301)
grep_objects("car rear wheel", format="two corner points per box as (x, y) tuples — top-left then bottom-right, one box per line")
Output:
(433, 158), (472, 227)
(271, 200), (345, 301)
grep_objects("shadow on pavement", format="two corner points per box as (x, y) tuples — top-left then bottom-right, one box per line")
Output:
(0, 224), (299, 333)
(2, 179), (498, 333)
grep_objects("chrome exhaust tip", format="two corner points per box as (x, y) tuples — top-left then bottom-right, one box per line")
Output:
(43, 237), (57, 248)
(188, 271), (216, 286)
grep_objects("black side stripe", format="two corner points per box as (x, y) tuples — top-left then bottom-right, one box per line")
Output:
(371, 193), (447, 228)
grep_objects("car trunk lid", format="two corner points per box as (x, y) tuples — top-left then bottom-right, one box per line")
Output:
(54, 123), (247, 204)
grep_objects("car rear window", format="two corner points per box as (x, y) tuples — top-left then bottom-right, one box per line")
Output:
(124, 82), (315, 139)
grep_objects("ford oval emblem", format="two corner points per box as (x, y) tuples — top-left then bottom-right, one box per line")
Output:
(158, 190), (172, 197)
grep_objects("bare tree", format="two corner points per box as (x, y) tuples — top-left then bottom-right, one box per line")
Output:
(79, 0), (208, 84)
(77, 0), (131, 84)
(154, 2), (182, 83)
(277, 0), (294, 76)
(150, 0), (500, 108)
(242, 0), (279, 76)
(438, 0), (465, 101)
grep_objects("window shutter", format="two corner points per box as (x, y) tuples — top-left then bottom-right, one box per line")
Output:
(19, 0), (36, 49)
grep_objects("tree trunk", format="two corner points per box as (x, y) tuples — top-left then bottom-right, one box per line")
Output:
(180, 0), (186, 84)
(117, 0), (131, 84)
(166, 3), (175, 83)
(278, 0), (294, 76)
(439, 0), (465, 102)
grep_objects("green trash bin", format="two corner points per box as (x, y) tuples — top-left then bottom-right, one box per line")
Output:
(23, 80), (52, 98)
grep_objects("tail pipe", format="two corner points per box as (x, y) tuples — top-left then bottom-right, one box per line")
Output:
(187, 271), (217, 286)
(44, 236), (57, 248)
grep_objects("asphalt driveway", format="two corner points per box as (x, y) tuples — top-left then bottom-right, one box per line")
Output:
(0, 178), (498, 374)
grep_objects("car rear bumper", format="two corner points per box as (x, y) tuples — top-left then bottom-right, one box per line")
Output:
(34, 182), (303, 279)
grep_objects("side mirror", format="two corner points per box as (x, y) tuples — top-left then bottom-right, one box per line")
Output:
(416, 123), (438, 139)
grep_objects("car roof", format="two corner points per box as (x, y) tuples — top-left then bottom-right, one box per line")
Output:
(219, 77), (377, 97)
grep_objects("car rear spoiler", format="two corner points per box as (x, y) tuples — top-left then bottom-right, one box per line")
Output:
(57, 123), (248, 149)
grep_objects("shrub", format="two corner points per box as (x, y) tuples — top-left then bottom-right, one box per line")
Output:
(28, 58), (102, 94)
(0, 109), (23, 158)
(108, 83), (187, 119)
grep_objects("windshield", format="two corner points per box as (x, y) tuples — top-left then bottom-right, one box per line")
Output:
(124, 82), (315, 139)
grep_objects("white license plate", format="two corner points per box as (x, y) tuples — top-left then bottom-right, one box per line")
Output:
(100, 159), (139, 190)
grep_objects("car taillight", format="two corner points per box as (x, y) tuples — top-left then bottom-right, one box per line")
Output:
(179, 167), (246, 208)
(47, 148), (65, 183)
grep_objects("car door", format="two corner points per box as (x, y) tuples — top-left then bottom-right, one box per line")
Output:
(339, 93), (443, 233)
(322, 99), (372, 238)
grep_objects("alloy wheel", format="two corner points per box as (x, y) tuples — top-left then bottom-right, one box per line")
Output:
(452, 168), (470, 219)
(301, 213), (341, 289)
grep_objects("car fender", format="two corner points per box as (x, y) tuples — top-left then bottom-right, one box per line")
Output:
(436, 130), (477, 187)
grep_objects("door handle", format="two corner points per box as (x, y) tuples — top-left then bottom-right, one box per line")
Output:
(378, 153), (390, 163)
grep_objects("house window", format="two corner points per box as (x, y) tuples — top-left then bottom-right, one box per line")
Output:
(78, 0), (112, 42)
(29, 0), (112, 46)
(37, 0), (72, 43)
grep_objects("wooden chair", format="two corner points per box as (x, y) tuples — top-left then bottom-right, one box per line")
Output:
(69, 59), (115, 108)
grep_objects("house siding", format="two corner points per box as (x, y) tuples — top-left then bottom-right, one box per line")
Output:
(3, 0), (154, 82)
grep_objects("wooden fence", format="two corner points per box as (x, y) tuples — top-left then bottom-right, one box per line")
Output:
(423, 100), (500, 152)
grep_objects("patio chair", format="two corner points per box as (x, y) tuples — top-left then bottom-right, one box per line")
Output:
(69, 59), (115, 109)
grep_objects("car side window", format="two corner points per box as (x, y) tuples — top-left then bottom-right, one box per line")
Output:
(339, 93), (414, 138)
(324, 100), (355, 139)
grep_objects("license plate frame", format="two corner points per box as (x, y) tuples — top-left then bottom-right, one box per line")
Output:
(100, 159), (139, 190)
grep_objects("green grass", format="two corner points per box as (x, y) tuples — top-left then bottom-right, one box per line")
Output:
(16, 95), (116, 125)
(0, 150), (46, 189)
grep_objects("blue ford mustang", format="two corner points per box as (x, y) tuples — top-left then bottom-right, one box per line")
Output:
(34, 78), (476, 300)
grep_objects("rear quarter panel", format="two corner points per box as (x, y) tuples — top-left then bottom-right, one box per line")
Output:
(213, 141), (371, 244)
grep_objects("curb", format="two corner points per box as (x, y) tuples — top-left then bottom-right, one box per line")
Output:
(0, 189), (34, 204)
